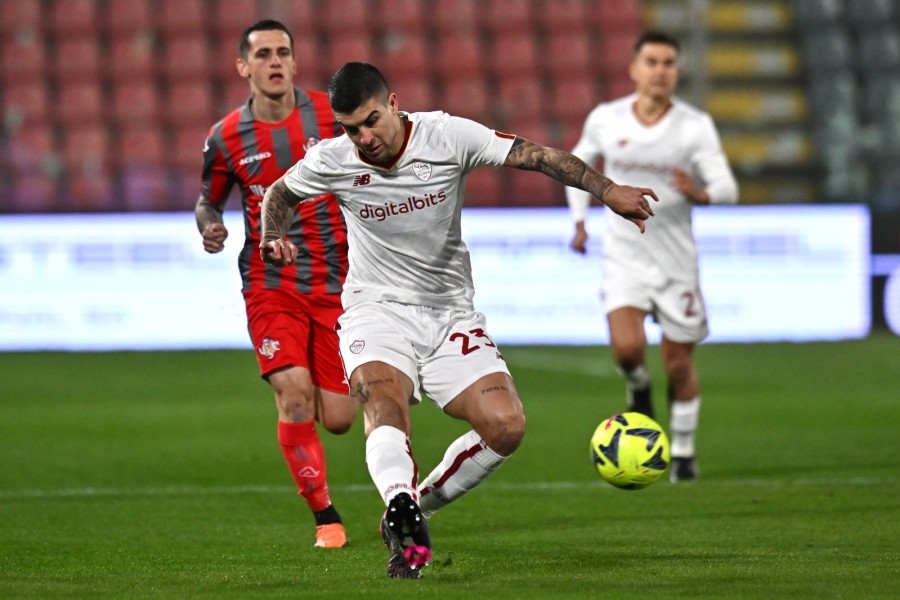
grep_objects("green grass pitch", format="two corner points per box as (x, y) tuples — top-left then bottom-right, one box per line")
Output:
(1, 335), (898, 598)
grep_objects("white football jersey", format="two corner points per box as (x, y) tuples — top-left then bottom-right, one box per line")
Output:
(283, 111), (515, 310)
(566, 94), (738, 286)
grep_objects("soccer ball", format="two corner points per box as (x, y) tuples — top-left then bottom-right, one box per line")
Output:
(590, 412), (670, 490)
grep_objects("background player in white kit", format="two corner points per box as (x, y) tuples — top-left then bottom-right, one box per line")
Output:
(260, 62), (658, 579)
(566, 32), (738, 483)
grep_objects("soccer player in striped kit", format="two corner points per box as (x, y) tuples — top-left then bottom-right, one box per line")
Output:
(259, 62), (657, 578)
(195, 20), (356, 548)
(566, 31), (739, 483)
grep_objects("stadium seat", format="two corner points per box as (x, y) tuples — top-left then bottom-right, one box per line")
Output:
(496, 77), (546, 123)
(221, 78), (251, 113)
(537, 0), (590, 33)
(171, 124), (209, 173)
(483, 0), (536, 33)
(211, 0), (261, 40)
(10, 172), (60, 213)
(380, 32), (431, 80)
(158, 0), (207, 35)
(56, 82), (105, 126)
(0, 0), (44, 36)
(846, 0), (895, 25)
(442, 78), (491, 123)
(856, 26), (900, 69)
(542, 32), (594, 78)
(61, 125), (111, 179)
(322, 33), (377, 76)
(161, 36), (213, 82)
(434, 34), (486, 79)
(801, 27), (854, 72)
(322, 0), (371, 33)
(2, 80), (50, 126)
(165, 82), (216, 126)
(490, 33), (541, 77)
(376, 0), (427, 32)
(593, 0), (645, 33)
(549, 78), (599, 123)
(392, 76), (436, 113)
(49, 0), (98, 39)
(433, 0), (481, 35)
(288, 1), (323, 39)
(105, 0), (153, 35)
(116, 126), (167, 169)
(464, 168), (504, 206)
(1, 32), (48, 79)
(109, 31), (158, 82)
(598, 32), (639, 76)
(68, 169), (117, 212)
(111, 81), (162, 126)
(508, 168), (566, 207)
(788, 0), (844, 25)
(53, 37), (102, 81)
(8, 125), (56, 172)
(120, 164), (172, 211)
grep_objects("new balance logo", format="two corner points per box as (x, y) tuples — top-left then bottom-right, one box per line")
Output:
(353, 174), (371, 186)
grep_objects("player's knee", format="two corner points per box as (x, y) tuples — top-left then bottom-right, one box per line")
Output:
(319, 400), (358, 435)
(482, 410), (526, 456)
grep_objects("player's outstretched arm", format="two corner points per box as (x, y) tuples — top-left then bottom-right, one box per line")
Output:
(504, 137), (658, 233)
(259, 176), (300, 267)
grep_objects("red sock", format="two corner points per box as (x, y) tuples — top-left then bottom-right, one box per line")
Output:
(278, 420), (332, 512)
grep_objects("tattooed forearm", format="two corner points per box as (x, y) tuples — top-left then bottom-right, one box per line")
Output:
(260, 178), (297, 243)
(505, 138), (614, 200)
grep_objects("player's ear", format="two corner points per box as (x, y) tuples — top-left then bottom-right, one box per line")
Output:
(387, 92), (398, 114)
(236, 58), (249, 79)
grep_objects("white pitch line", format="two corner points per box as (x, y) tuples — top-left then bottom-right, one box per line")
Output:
(0, 477), (888, 500)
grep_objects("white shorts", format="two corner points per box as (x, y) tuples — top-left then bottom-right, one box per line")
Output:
(336, 301), (511, 408)
(601, 264), (709, 344)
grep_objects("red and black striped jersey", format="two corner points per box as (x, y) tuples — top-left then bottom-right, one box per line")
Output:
(201, 88), (348, 294)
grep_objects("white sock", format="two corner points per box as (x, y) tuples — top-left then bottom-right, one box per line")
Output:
(365, 425), (418, 506)
(418, 430), (506, 518)
(669, 397), (701, 458)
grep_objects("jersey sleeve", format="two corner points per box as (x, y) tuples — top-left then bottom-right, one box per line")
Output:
(200, 129), (235, 205)
(565, 106), (606, 223)
(442, 114), (516, 171)
(281, 145), (333, 202)
(691, 114), (739, 205)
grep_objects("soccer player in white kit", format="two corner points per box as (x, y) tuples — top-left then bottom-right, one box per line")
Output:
(566, 32), (738, 483)
(260, 62), (658, 579)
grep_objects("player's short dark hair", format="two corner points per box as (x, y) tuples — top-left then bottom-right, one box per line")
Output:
(634, 31), (680, 54)
(328, 62), (390, 114)
(239, 19), (294, 60)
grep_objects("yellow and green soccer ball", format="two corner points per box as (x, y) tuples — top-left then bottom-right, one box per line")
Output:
(590, 412), (670, 490)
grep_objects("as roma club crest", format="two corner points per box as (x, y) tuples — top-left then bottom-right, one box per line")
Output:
(412, 162), (432, 182)
(349, 340), (365, 354)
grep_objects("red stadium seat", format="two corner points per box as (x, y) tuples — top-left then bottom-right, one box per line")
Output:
(496, 77), (545, 123)
(10, 172), (60, 213)
(391, 76), (436, 113)
(377, 0), (427, 32)
(322, 33), (377, 75)
(434, 0), (481, 35)
(49, 0), (98, 39)
(442, 78), (492, 123)
(549, 78), (600, 122)
(161, 36), (213, 82)
(8, 125), (56, 172)
(171, 124), (209, 173)
(489, 33), (541, 77)
(0, 0), (43, 35)
(508, 168), (566, 207)
(322, 0), (371, 33)
(543, 32), (594, 78)
(221, 78), (251, 113)
(464, 168), (504, 207)
(109, 31), (159, 82)
(53, 38), (102, 81)
(105, 0), (153, 35)
(594, 0), (645, 33)
(381, 33), (430, 80)
(56, 82), (105, 126)
(484, 0), (536, 33)
(165, 82), (216, 126)
(435, 34), (486, 79)
(1, 32), (48, 79)
(111, 81), (162, 126)
(158, 0), (207, 35)
(2, 80), (50, 125)
(599, 32), (640, 77)
(211, 1), (261, 40)
(537, 0), (590, 33)
(61, 125), (111, 178)
(116, 126), (166, 171)
(288, 1), (323, 39)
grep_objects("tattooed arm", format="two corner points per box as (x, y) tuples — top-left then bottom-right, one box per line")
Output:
(503, 137), (658, 232)
(195, 195), (228, 254)
(258, 176), (301, 267)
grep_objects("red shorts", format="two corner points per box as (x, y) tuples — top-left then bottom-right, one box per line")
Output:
(243, 288), (348, 394)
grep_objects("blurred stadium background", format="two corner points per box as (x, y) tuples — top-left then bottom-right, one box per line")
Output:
(1, 0), (898, 331)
